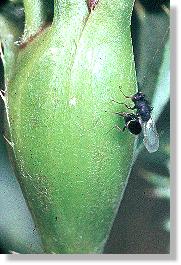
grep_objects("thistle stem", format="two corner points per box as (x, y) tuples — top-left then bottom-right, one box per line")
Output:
(23, 0), (51, 41)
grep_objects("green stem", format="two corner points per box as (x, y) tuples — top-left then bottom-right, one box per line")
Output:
(53, 0), (88, 24)
(23, 0), (50, 41)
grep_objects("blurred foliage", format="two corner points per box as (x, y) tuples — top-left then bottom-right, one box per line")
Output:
(0, 0), (24, 28)
(0, 134), (44, 253)
(0, 0), (170, 254)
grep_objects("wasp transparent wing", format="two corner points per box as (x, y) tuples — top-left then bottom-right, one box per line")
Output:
(142, 118), (159, 153)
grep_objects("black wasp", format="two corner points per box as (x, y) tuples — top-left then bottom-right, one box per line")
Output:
(115, 112), (142, 135)
(114, 88), (159, 153)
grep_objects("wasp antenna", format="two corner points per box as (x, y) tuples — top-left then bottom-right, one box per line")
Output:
(119, 86), (131, 98)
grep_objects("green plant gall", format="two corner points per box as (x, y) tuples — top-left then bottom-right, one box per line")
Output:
(4, 0), (137, 253)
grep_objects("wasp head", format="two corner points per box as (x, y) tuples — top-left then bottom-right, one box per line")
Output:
(131, 92), (145, 102)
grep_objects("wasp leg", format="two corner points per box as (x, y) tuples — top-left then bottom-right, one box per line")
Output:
(112, 99), (135, 110)
(112, 99), (134, 108)
(119, 86), (132, 98)
(111, 99), (123, 105)
(114, 125), (125, 132)
(122, 126), (127, 132)
(124, 104), (135, 110)
(105, 124), (126, 136)
(115, 111), (124, 116)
